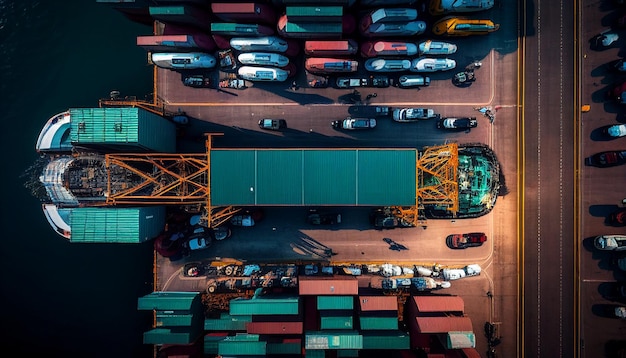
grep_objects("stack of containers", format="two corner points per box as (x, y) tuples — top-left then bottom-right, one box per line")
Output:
(277, 6), (353, 39)
(405, 295), (480, 355)
(358, 295), (410, 350)
(137, 292), (204, 345)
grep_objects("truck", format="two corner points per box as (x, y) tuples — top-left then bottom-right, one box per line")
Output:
(369, 276), (450, 292)
(441, 264), (482, 280)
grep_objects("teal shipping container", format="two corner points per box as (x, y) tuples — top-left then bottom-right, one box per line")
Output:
(438, 331), (476, 349)
(210, 22), (274, 36)
(218, 335), (266, 356)
(143, 328), (201, 345)
(359, 316), (398, 330)
(286, 6), (343, 21)
(149, 6), (211, 30)
(317, 296), (354, 310)
(69, 107), (176, 153)
(70, 206), (166, 243)
(204, 314), (252, 331)
(361, 330), (410, 350)
(266, 339), (302, 354)
(320, 314), (353, 330)
(156, 313), (193, 327)
(305, 331), (363, 350)
(304, 350), (325, 358)
(229, 296), (300, 315)
(138, 292), (202, 311)
(204, 333), (228, 355)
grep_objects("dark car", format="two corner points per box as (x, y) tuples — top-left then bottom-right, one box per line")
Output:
(601, 282), (626, 302)
(258, 118), (287, 131)
(607, 81), (626, 104)
(608, 208), (626, 226)
(437, 117), (478, 130)
(183, 74), (212, 88)
(585, 150), (626, 167)
(446, 232), (487, 249)
(307, 209), (342, 225)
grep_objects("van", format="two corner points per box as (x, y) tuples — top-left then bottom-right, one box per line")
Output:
(396, 75), (431, 88)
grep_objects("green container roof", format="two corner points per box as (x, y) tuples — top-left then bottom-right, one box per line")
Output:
(156, 314), (193, 327)
(70, 206), (165, 243)
(317, 296), (354, 310)
(143, 328), (200, 345)
(359, 316), (398, 330)
(305, 331), (363, 350)
(218, 339), (266, 356)
(286, 6), (343, 17)
(229, 296), (300, 315)
(320, 315), (353, 330)
(285, 21), (343, 33)
(362, 330), (410, 350)
(138, 292), (200, 311)
(204, 314), (251, 331)
(211, 149), (416, 206)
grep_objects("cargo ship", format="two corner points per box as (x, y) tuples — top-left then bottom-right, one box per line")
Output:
(304, 57), (359, 74)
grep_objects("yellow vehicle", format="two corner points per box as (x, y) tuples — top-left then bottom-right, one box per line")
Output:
(429, 0), (495, 16)
(432, 17), (499, 36)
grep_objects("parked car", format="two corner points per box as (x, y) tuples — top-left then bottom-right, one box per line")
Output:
(601, 282), (626, 302)
(230, 209), (264, 227)
(411, 57), (456, 72)
(605, 124), (626, 138)
(608, 59), (626, 72)
(336, 76), (390, 88)
(611, 253), (626, 271)
(182, 74), (212, 88)
(418, 40), (458, 55)
(396, 75), (430, 88)
(361, 21), (427, 37)
(437, 117), (478, 130)
(607, 81), (626, 104)
(608, 208), (626, 226)
(585, 150), (626, 167)
(332, 117), (377, 130)
(182, 232), (213, 252)
(594, 235), (626, 251)
(258, 118), (287, 130)
(365, 58), (412, 72)
(392, 108), (439, 121)
(446, 232), (487, 249)
(432, 17), (499, 36)
(307, 209), (342, 225)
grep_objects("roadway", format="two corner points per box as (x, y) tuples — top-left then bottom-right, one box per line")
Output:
(153, 1), (521, 357)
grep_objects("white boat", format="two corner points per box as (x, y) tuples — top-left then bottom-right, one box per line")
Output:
(418, 40), (457, 55)
(238, 66), (289, 82)
(150, 52), (216, 69)
(237, 52), (289, 67)
(36, 110), (72, 152)
(230, 36), (289, 52)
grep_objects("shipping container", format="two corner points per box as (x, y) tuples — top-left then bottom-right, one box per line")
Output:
(136, 34), (216, 52)
(286, 6), (343, 22)
(70, 206), (166, 244)
(305, 331), (363, 349)
(359, 316), (398, 330)
(143, 328), (201, 345)
(409, 296), (465, 314)
(149, 6), (211, 30)
(211, 3), (276, 24)
(230, 296), (300, 315)
(438, 331), (476, 349)
(317, 296), (354, 310)
(320, 311), (354, 329)
(69, 107), (176, 153)
(305, 40), (358, 56)
(246, 321), (303, 334)
(305, 350), (326, 358)
(278, 15), (343, 38)
(299, 277), (359, 295)
(361, 330), (410, 350)
(218, 337), (266, 356)
(210, 22), (274, 36)
(266, 339), (302, 354)
(204, 314), (252, 331)
(276, 0), (356, 5)
(358, 296), (398, 312)
(203, 333), (228, 355)
(156, 314), (194, 327)
(414, 317), (473, 333)
(138, 292), (202, 311)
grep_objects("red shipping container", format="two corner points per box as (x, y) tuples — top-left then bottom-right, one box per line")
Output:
(246, 321), (303, 334)
(414, 317), (473, 334)
(136, 34), (215, 52)
(298, 276), (359, 295)
(358, 295), (398, 312)
(211, 3), (276, 24)
(410, 296), (465, 314)
(305, 40), (358, 56)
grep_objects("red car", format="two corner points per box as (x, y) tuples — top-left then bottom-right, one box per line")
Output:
(446, 232), (487, 249)
(608, 208), (626, 226)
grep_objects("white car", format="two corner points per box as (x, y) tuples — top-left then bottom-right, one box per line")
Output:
(411, 57), (456, 72)
(364, 58), (411, 72)
(237, 52), (289, 67)
(392, 108), (439, 121)
(606, 124), (626, 137)
(238, 66), (288, 82)
(594, 235), (626, 251)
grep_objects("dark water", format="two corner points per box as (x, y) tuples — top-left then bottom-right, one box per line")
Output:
(1, 1), (155, 356)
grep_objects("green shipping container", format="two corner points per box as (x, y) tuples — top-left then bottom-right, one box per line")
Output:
(69, 107), (176, 153)
(218, 339), (266, 356)
(361, 330), (410, 350)
(305, 331), (363, 350)
(204, 314), (252, 331)
(70, 206), (166, 243)
(138, 292), (201, 311)
(317, 296), (354, 310)
(267, 341), (302, 354)
(229, 296), (300, 315)
(305, 350), (325, 358)
(143, 328), (201, 345)
(320, 315), (353, 330)
(286, 6), (343, 20)
(156, 314), (193, 327)
(359, 316), (398, 330)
